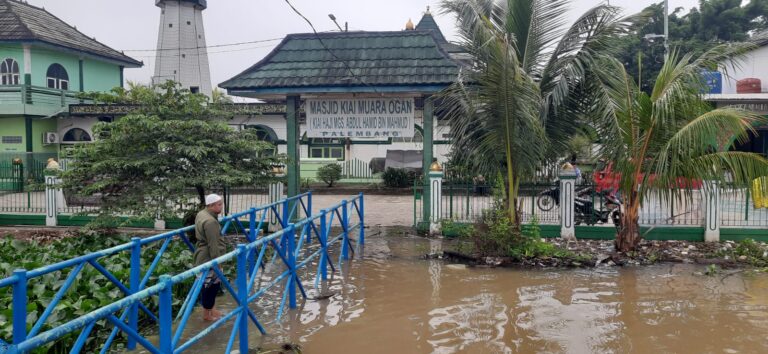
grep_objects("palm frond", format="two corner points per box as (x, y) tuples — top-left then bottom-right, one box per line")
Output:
(505, 0), (570, 74)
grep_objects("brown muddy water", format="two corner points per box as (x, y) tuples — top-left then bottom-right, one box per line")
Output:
(176, 228), (768, 354)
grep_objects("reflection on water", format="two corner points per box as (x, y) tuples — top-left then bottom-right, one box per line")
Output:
(184, 229), (768, 354)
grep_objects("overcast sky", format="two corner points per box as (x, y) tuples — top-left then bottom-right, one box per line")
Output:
(28, 0), (699, 98)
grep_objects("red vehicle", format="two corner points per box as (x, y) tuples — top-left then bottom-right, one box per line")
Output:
(592, 162), (702, 193)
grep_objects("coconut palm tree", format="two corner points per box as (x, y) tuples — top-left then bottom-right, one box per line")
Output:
(589, 46), (768, 251)
(438, 0), (636, 223)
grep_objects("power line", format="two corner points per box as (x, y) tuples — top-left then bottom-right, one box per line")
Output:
(132, 43), (278, 59)
(120, 37), (285, 53)
(282, 0), (376, 92)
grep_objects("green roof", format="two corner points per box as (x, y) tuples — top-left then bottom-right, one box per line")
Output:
(0, 0), (142, 67)
(219, 30), (460, 95)
(416, 12), (464, 53)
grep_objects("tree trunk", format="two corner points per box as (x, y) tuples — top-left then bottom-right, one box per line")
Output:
(616, 190), (641, 252)
(196, 185), (206, 208)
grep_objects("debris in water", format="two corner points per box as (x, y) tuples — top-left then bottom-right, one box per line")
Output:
(446, 264), (468, 270)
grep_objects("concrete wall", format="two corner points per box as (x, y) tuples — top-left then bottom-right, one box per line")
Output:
(30, 48), (80, 89)
(0, 117), (26, 153)
(82, 59), (121, 92)
(722, 45), (768, 94)
(31, 119), (58, 153)
(0, 45), (122, 91)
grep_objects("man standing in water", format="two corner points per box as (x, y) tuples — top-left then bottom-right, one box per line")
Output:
(194, 194), (226, 321)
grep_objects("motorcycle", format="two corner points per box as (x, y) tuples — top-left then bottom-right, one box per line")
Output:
(574, 192), (622, 226)
(537, 183), (623, 226)
(536, 182), (593, 211)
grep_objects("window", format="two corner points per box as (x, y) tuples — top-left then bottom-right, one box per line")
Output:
(245, 125), (277, 156)
(0, 58), (20, 85)
(169, 23), (173, 28)
(187, 21), (191, 25)
(392, 125), (424, 143)
(309, 146), (344, 159)
(62, 128), (91, 142)
(1, 136), (22, 144)
(190, 86), (199, 93)
(46, 64), (69, 90)
(97, 116), (114, 123)
(308, 138), (344, 160)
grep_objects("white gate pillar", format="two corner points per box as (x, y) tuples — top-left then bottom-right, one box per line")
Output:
(559, 164), (577, 240)
(45, 176), (59, 227)
(429, 161), (443, 236)
(704, 180), (721, 242)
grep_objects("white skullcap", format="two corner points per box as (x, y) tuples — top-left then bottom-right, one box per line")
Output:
(205, 194), (222, 205)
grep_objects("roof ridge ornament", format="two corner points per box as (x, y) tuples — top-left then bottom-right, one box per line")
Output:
(405, 18), (414, 30)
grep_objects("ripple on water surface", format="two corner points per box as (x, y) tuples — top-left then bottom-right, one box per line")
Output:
(181, 231), (768, 354)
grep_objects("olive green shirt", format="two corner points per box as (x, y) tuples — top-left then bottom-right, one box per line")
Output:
(193, 209), (225, 266)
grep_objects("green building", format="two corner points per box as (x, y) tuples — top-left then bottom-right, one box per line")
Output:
(0, 0), (141, 164)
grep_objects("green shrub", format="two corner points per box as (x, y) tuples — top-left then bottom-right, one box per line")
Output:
(382, 168), (415, 188)
(441, 220), (474, 238)
(301, 177), (313, 189)
(317, 164), (342, 187)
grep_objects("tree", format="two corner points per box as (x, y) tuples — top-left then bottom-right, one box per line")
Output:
(63, 82), (281, 222)
(211, 88), (233, 104)
(439, 0), (636, 224)
(617, 0), (768, 92)
(589, 45), (768, 252)
(317, 164), (342, 187)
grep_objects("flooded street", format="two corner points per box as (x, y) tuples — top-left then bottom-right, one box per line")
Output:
(184, 228), (768, 354)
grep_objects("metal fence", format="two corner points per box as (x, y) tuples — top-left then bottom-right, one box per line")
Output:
(638, 190), (705, 226)
(0, 183), (279, 218)
(412, 179), (768, 229)
(0, 161), (46, 214)
(413, 182), (490, 224)
(721, 185), (768, 228)
(0, 162), (24, 192)
(413, 181), (562, 226)
(519, 183), (562, 225)
(224, 187), (270, 216)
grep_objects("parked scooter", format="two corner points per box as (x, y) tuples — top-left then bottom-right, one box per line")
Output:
(537, 184), (623, 226)
(536, 183), (593, 211)
(574, 192), (622, 226)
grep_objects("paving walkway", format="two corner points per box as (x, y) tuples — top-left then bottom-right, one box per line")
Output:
(308, 194), (414, 226)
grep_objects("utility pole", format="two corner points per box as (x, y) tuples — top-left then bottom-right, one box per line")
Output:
(664, 0), (669, 57)
(643, 0), (670, 60)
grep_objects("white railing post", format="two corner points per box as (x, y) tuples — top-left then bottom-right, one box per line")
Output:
(704, 180), (721, 242)
(559, 165), (577, 240)
(429, 162), (443, 235)
(45, 176), (58, 226)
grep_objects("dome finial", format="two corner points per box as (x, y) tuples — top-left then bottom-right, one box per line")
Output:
(426, 5), (431, 14)
(405, 18), (414, 30)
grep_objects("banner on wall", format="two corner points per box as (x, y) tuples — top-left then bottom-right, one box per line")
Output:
(306, 97), (415, 138)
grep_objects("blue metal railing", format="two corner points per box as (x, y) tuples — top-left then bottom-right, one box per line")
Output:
(0, 191), (365, 353)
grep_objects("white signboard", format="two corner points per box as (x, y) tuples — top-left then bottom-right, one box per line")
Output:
(306, 98), (415, 138)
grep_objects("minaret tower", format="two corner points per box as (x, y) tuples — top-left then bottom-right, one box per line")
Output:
(152, 0), (212, 96)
